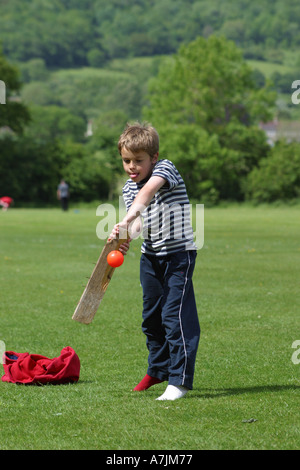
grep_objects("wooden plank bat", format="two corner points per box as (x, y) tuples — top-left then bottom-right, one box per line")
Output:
(72, 234), (127, 324)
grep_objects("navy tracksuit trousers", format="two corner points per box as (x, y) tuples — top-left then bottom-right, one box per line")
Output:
(140, 250), (200, 390)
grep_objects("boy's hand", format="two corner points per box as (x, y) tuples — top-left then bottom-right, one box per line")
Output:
(109, 221), (128, 240)
(108, 222), (131, 255)
(118, 239), (131, 255)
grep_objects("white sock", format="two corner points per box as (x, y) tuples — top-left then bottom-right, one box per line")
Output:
(156, 384), (189, 401)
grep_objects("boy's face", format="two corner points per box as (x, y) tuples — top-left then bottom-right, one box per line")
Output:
(121, 148), (158, 183)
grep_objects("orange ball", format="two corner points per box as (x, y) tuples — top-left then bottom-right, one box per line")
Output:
(107, 250), (124, 268)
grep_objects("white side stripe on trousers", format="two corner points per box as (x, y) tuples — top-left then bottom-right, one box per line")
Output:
(178, 251), (191, 386)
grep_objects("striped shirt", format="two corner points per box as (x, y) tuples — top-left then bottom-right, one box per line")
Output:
(122, 159), (196, 256)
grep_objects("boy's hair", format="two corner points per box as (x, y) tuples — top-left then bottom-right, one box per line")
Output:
(118, 122), (159, 158)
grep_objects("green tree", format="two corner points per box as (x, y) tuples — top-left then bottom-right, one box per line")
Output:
(0, 47), (30, 132)
(24, 105), (86, 143)
(19, 58), (48, 83)
(245, 140), (300, 203)
(59, 141), (111, 202)
(144, 36), (276, 202)
(85, 110), (128, 199)
(0, 135), (63, 204)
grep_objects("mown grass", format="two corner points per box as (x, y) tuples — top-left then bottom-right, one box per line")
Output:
(0, 205), (299, 450)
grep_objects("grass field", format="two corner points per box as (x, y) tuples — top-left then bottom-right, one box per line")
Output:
(0, 205), (299, 450)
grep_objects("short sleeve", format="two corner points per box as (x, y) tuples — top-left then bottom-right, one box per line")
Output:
(151, 160), (180, 190)
(122, 182), (135, 211)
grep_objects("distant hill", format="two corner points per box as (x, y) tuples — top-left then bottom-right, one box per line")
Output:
(2, 0), (300, 123)
(1, 0), (300, 68)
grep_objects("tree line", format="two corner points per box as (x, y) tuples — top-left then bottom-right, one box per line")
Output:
(1, 36), (300, 206)
(1, 0), (300, 68)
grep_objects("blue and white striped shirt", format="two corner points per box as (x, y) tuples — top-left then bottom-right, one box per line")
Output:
(122, 159), (196, 256)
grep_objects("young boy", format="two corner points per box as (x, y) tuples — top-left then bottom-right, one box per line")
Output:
(110, 122), (200, 401)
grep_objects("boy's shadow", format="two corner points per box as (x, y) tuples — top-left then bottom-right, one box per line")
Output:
(192, 383), (300, 399)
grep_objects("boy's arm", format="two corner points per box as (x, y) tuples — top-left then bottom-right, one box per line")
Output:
(110, 175), (166, 247)
(124, 175), (166, 226)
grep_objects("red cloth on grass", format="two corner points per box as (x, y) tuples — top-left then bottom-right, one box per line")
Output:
(1, 346), (80, 384)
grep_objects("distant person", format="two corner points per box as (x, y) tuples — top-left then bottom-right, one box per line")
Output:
(57, 180), (69, 211)
(0, 196), (13, 211)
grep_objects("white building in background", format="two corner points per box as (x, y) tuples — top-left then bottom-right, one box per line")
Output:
(259, 118), (300, 145)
